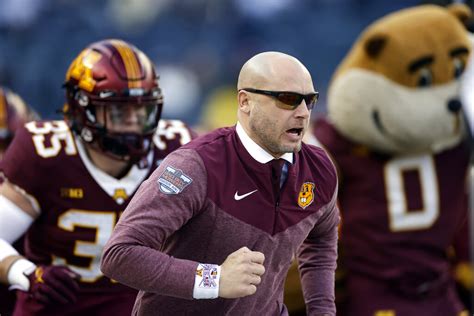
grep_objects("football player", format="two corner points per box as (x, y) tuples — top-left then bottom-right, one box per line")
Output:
(0, 86), (39, 316)
(0, 39), (195, 316)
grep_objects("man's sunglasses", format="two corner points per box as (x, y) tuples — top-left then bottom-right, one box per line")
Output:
(241, 88), (319, 110)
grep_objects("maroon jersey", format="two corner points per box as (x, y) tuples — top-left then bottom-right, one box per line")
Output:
(102, 126), (340, 315)
(314, 117), (469, 315)
(0, 119), (194, 316)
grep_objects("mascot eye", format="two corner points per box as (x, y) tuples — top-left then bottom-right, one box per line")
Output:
(453, 58), (465, 78)
(417, 68), (432, 87)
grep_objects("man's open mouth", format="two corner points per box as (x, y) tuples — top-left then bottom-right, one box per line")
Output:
(286, 128), (304, 136)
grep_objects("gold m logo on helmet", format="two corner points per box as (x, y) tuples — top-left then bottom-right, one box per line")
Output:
(66, 49), (102, 92)
(297, 182), (315, 209)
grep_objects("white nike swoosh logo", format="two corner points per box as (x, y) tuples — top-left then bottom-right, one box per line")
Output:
(99, 91), (115, 98)
(234, 189), (258, 201)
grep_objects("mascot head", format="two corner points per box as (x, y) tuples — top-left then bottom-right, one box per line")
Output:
(328, 4), (472, 154)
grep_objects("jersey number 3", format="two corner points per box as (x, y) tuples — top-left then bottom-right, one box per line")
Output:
(53, 210), (116, 282)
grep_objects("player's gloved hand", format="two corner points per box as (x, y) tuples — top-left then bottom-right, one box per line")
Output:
(25, 265), (80, 304)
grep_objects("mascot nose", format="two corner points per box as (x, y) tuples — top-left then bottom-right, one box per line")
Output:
(447, 99), (462, 113)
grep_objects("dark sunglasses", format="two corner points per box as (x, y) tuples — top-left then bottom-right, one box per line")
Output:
(241, 88), (319, 110)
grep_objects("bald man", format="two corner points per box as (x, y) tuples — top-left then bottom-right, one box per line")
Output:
(101, 52), (340, 315)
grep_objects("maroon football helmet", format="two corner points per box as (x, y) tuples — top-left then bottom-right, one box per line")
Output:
(0, 87), (39, 152)
(63, 39), (163, 162)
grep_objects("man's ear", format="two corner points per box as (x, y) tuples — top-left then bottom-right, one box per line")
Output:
(238, 90), (251, 114)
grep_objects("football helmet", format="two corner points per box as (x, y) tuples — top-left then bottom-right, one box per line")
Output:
(63, 39), (163, 162)
(0, 87), (39, 151)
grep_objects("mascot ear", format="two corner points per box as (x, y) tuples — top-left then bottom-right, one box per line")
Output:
(364, 34), (387, 59)
(447, 3), (472, 25)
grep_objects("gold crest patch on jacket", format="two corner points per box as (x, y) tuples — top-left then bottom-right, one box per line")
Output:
(298, 182), (315, 209)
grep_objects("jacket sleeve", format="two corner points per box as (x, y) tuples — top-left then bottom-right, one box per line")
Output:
(101, 148), (207, 300)
(297, 183), (340, 316)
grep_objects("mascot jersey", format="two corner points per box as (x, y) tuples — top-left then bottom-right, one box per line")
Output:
(0, 119), (194, 316)
(315, 118), (469, 309)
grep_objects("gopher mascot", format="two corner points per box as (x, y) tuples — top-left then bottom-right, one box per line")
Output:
(311, 4), (472, 316)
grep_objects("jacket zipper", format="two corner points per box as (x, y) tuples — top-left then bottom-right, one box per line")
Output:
(272, 192), (280, 234)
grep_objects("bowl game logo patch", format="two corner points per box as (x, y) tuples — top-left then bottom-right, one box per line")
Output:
(157, 166), (193, 194)
(298, 182), (315, 209)
(196, 264), (218, 289)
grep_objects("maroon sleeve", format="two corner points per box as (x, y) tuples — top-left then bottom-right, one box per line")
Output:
(101, 148), (207, 299)
(297, 180), (340, 316)
(0, 123), (41, 195)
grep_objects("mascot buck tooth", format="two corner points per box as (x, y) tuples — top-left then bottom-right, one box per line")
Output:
(313, 4), (473, 316)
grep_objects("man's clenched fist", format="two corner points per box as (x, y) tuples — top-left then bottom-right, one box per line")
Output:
(219, 247), (265, 298)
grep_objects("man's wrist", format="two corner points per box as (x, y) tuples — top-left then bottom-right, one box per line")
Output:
(192, 263), (220, 299)
(7, 258), (36, 291)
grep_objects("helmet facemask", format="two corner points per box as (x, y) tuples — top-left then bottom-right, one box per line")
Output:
(65, 87), (163, 163)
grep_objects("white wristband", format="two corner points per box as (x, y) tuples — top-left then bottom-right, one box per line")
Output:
(192, 263), (220, 299)
(8, 259), (36, 291)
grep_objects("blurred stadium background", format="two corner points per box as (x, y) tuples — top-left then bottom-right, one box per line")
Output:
(0, 0), (429, 130)
(0, 1), (473, 315)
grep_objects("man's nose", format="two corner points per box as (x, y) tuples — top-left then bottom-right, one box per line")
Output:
(123, 107), (142, 124)
(294, 100), (311, 118)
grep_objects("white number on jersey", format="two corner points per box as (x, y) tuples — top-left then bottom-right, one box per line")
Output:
(53, 209), (116, 282)
(25, 121), (77, 158)
(384, 155), (439, 232)
(153, 119), (192, 150)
